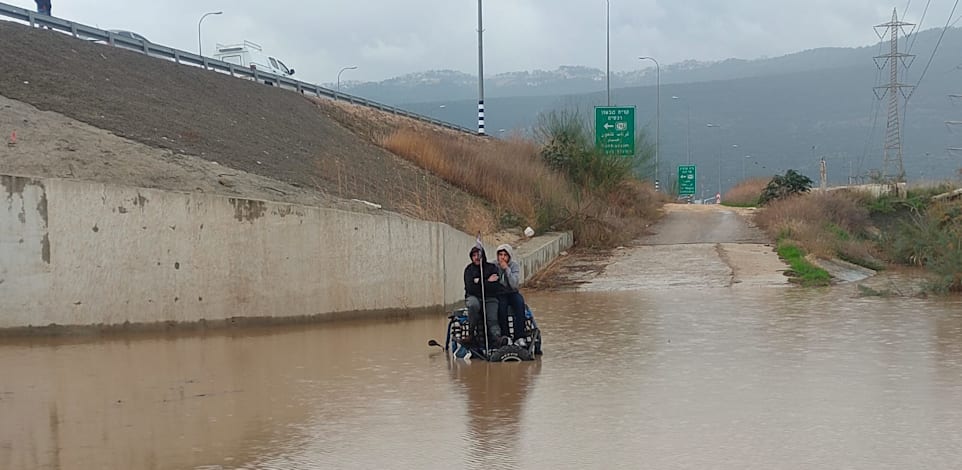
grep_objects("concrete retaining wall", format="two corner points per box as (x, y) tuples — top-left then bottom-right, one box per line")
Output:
(1, 174), (573, 330)
(0, 175), (477, 329)
(514, 231), (574, 284)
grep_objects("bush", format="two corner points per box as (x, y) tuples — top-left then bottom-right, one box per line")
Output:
(759, 169), (813, 204)
(723, 177), (769, 206)
(886, 200), (962, 292)
(754, 190), (880, 267)
(536, 109), (649, 193)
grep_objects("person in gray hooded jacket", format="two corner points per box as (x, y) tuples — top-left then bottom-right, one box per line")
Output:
(495, 243), (527, 341)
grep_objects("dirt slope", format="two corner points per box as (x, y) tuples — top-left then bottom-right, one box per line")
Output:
(0, 21), (483, 227)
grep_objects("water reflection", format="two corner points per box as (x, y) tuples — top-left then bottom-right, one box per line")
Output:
(447, 358), (540, 469)
(2, 288), (962, 469)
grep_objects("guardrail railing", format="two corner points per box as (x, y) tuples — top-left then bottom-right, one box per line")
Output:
(0, 2), (474, 134)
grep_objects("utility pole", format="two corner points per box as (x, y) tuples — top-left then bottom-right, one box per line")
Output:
(477, 0), (486, 136)
(606, 0), (611, 106)
(873, 8), (914, 183)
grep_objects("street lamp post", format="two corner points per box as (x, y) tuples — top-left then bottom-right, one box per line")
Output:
(606, 0), (610, 106)
(639, 56), (659, 188)
(337, 66), (358, 97)
(706, 123), (723, 195)
(672, 96), (691, 165)
(197, 11), (223, 56)
(477, 0), (486, 135)
(742, 155), (753, 179)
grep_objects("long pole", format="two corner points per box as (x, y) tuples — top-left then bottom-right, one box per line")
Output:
(197, 11), (222, 56)
(477, 0), (486, 135)
(672, 96), (692, 166)
(606, 0), (610, 106)
(686, 102), (691, 165)
(337, 66), (357, 94)
(640, 57), (659, 187)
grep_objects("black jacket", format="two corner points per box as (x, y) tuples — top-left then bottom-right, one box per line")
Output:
(463, 249), (504, 298)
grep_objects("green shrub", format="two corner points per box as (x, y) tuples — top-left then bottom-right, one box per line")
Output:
(886, 201), (962, 292)
(760, 169), (813, 204)
(536, 109), (650, 192)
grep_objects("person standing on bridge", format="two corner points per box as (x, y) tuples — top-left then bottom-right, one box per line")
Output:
(35, 0), (52, 16)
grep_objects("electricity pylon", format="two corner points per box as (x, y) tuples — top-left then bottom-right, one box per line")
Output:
(873, 8), (915, 182)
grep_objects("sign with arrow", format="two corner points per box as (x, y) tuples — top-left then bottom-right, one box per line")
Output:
(678, 165), (696, 196)
(595, 106), (635, 156)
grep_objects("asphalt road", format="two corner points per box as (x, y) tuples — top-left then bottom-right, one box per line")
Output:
(546, 203), (791, 291)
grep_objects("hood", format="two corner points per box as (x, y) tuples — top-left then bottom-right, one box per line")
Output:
(469, 246), (488, 263)
(495, 243), (515, 261)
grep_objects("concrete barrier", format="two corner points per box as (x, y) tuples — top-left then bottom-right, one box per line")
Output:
(514, 231), (574, 285)
(1, 174), (482, 330)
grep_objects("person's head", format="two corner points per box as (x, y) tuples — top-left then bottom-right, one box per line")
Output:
(495, 244), (514, 263)
(469, 246), (482, 265)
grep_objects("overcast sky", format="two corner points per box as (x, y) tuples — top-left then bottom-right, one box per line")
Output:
(10, 1), (961, 85)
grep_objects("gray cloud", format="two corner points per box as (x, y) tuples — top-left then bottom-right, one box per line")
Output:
(11, 0), (959, 85)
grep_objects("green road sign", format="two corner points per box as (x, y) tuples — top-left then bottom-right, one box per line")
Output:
(678, 165), (696, 196)
(595, 106), (635, 156)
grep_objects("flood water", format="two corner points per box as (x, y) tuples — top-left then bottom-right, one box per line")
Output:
(2, 286), (962, 469)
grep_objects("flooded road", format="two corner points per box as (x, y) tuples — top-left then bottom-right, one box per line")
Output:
(3, 289), (961, 469)
(3, 204), (962, 469)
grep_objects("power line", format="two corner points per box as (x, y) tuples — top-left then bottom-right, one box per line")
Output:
(909, 0), (960, 97)
(860, 40), (888, 177)
(904, 0), (933, 55)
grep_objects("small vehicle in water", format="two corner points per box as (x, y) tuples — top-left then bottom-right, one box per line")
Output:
(429, 305), (542, 362)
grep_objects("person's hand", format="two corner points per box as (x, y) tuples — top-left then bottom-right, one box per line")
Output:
(499, 260), (508, 269)
(487, 273), (499, 282)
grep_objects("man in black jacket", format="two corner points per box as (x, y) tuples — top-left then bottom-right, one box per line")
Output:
(463, 246), (507, 347)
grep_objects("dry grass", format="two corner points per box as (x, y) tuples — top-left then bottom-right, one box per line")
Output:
(382, 129), (574, 228)
(723, 177), (768, 206)
(754, 190), (879, 262)
(319, 99), (661, 248)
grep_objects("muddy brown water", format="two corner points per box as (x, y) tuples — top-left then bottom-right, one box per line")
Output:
(2, 286), (961, 469)
(3, 205), (959, 469)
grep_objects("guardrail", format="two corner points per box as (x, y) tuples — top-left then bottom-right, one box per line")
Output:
(0, 2), (475, 134)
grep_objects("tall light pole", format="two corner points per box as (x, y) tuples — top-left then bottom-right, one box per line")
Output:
(605, 0), (611, 106)
(639, 56), (659, 188)
(742, 155), (753, 179)
(197, 11), (223, 56)
(477, 0), (486, 135)
(672, 96), (691, 165)
(337, 66), (358, 94)
(706, 123), (722, 195)
(728, 144), (738, 193)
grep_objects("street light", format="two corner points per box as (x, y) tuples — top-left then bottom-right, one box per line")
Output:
(728, 144), (738, 194)
(606, 0), (611, 106)
(197, 11), (223, 56)
(639, 56), (659, 188)
(672, 96), (691, 165)
(477, 0), (486, 135)
(337, 66), (358, 95)
(706, 123), (723, 195)
(742, 155), (753, 179)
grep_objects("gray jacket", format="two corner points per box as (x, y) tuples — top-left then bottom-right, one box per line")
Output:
(496, 243), (522, 292)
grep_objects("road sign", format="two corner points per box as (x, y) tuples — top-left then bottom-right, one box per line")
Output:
(595, 106), (635, 156)
(678, 165), (696, 196)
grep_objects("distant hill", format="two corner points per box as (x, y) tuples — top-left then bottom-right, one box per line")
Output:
(362, 27), (962, 193)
